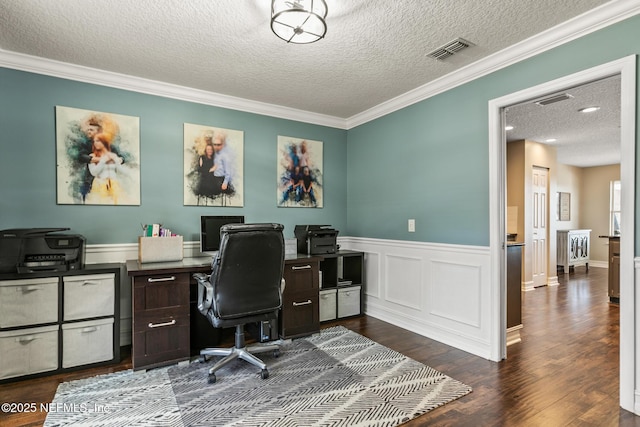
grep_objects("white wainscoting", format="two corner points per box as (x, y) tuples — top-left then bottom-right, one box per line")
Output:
(340, 237), (494, 359)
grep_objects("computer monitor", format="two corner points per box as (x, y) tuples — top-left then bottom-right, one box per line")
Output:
(199, 215), (245, 255)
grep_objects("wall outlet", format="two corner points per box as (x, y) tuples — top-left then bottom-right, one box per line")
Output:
(408, 219), (416, 232)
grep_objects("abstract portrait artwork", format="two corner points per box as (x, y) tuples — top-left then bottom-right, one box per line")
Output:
(183, 123), (244, 207)
(277, 136), (323, 208)
(55, 106), (140, 205)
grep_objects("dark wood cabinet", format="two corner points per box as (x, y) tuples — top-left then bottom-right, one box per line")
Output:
(129, 268), (191, 370)
(506, 243), (523, 345)
(608, 237), (620, 302)
(279, 256), (321, 339)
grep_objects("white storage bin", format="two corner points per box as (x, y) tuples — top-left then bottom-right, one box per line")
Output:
(63, 273), (115, 321)
(338, 285), (361, 318)
(62, 318), (114, 368)
(319, 289), (337, 322)
(138, 236), (183, 263)
(0, 277), (58, 328)
(0, 325), (59, 380)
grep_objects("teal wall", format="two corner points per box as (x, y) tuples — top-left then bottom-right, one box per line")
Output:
(0, 69), (348, 243)
(347, 14), (640, 247)
(2, 15), (640, 249)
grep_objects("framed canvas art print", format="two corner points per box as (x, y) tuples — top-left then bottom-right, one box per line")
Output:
(277, 136), (323, 208)
(56, 106), (140, 205)
(184, 123), (244, 207)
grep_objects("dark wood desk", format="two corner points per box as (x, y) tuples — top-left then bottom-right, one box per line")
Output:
(126, 254), (323, 370)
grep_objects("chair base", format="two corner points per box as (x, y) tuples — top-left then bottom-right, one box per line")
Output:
(200, 324), (280, 383)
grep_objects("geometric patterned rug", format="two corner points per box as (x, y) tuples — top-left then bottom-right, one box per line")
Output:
(45, 326), (471, 426)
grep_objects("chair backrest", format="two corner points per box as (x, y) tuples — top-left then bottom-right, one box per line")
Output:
(209, 223), (285, 320)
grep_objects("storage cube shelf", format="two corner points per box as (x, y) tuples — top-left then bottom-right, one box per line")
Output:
(319, 250), (364, 321)
(0, 264), (121, 383)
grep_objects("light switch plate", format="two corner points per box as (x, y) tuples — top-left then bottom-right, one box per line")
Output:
(408, 219), (415, 232)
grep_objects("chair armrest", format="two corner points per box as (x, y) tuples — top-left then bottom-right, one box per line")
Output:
(193, 273), (213, 314)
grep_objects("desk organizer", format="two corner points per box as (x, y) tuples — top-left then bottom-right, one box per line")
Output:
(138, 236), (183, 263)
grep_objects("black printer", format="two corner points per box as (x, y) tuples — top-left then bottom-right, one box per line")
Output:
(294, 225), (339, 255)
(0, 228), (85, 274)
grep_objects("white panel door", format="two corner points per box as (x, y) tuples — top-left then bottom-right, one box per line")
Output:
(532, 167), (548, 287)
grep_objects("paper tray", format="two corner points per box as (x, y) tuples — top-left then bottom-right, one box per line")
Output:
(138, 236), (183, 263)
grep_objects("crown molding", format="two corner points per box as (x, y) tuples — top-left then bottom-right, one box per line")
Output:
(0, 49), (348, 130)
(346, 1), (640, 129)
(1, 1), (638, 131)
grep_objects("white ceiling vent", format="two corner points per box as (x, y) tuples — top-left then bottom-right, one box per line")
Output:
(535, 93), (574, 106)
(427, 38), (474, 60)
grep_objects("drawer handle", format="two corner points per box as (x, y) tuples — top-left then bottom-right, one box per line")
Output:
(21, 286), (42, 293)
(82, 280), (100, 286)
(293, 300), (312, 307)
(148, 319), (177, 328)
(291, 265), (312, 270)
(147, 276), (176, 283)
(17, 335), (36, 343)
(81, 327), (98, 333)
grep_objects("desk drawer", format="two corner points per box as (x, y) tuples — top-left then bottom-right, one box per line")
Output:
(0, 277), (58, 328)
(280, 290), (319, 339)
(133, 272), (190, 316)
(283, 260), (319, 292)
(132, 314), (190, 370)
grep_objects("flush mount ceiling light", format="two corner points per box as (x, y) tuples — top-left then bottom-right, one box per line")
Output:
(505, 125), (514, 131)
(271, 0), (328, 44)
(579, 106), (601, 113)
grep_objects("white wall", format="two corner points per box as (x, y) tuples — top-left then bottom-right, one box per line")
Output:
(581, 164), (621, 264)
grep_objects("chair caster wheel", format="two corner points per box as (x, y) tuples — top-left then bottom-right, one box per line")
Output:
(273, 349), (280, 358)
(208, 373), (217, 384)
(261, 369), (269, 379)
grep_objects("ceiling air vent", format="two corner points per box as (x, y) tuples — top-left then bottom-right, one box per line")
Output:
(427, 38), (474, 61)
(535, 93), (574, 106)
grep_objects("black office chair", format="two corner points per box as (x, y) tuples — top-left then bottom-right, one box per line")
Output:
(193, 223), (285, 383)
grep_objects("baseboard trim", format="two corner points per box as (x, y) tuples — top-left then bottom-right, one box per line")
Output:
(506, 325), (523, 346)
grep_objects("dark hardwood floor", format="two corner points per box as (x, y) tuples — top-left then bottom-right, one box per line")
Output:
(1, 266), (638, 426)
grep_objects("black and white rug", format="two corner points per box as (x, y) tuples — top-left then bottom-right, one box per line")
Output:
(45, 326), (471, 426)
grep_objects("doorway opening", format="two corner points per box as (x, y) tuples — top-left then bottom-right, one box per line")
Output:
(488, 55), (636, 411)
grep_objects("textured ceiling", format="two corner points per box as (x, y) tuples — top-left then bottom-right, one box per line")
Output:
(506, 76), (621, 168)
(0, 0), (610, 118)
(0, 0), (625, 166)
